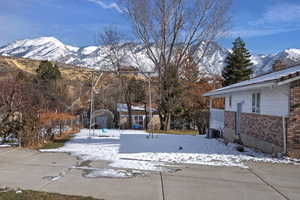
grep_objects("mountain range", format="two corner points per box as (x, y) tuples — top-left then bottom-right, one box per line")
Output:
(1, 37), (300, 76)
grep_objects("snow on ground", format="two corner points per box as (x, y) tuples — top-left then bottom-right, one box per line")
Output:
(0, 137), (18, 148)
(0, 144), (11, 148)
(40, 129), (300, 171)
(73, 166), (145, 178)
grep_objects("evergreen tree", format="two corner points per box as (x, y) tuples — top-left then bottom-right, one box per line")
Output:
(222, 37), (253, 86)
(36, 61), (61, 80)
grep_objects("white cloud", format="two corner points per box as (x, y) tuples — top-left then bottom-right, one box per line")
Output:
(227, 27), (300, 38)
(228, 2), (300, 39)
(87, 0), (123, 13)
(256, 3), (300, 24)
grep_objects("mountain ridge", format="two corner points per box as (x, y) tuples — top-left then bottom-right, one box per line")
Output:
(1, 37), (300, 76)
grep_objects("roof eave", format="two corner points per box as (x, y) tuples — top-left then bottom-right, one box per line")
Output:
(204, 81), (275, 97)
(278, 75), (300, 86)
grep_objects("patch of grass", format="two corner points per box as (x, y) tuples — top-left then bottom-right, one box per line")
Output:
(147, 130), (199, 135)
(0, 189), (102, 200)
(39, 130), (78, 150)
(39, 137), (72, 149)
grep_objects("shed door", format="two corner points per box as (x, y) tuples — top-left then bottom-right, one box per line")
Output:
(96, 116), (107, 129)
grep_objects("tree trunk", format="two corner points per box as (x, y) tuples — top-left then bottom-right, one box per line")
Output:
(166, 113), (171, 131)
(127, 102), (133, 129)
(144, 103), (148, 130)
(159, 113), (164, 130)
(161, 112), (171, 131)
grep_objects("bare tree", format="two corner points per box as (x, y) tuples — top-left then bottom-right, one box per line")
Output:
(98, 26), (131, 71)
(98, 27), (138, 128)
(0, 77), (39, 145)
(121, 0), (231, 130)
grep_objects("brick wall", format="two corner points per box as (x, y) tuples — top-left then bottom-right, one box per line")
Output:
(287, 80), (300, 157)
(224, 111), (284, 148)
(240, 113), (284, 147)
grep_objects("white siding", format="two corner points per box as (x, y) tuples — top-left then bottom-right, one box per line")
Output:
(224, 84), (289, 117)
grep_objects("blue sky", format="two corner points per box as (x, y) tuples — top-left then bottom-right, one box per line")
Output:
(0, 0), (300, 54)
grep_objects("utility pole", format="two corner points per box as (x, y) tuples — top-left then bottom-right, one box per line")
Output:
(142, 72), (155, 138)
(89, 73), (94, 137)
(89, 71), (103, 136)
(148, 76), (154, 138)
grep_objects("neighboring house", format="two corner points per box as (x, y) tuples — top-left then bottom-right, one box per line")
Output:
(204, 61), (300, 157)
(117, 103), (159, 129)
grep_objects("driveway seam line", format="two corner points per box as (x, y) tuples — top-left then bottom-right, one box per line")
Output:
(248, 167), (290, 200)
(160, 172), (166, 200)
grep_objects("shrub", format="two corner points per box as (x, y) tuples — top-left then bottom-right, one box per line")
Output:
(236, 145), (245, 152)
(36, 61), (61, 80)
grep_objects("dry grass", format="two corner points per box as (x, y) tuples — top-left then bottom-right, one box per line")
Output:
(0, 189), (102, 200)
(0, 56), (93, 81)
(147, 129), (199, 135)
(39, 129), (79, 150)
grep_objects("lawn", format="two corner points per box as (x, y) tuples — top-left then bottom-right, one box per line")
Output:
(0, 189), (101, 200)
(39, 130), (77, 150)
(147, 129), (199, 135)
(40, 138), (72, 149)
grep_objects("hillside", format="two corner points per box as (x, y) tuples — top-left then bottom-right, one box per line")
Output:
(0, 56), (147, 111)
(0, 55), (95, 81)
(0, 56), (100, 111)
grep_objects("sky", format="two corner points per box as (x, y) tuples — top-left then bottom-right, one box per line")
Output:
(0, 0), (300, 55)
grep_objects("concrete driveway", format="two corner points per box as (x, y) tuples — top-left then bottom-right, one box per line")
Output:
(0, 148), (299, 200)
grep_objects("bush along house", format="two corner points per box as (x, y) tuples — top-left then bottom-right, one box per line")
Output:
(204, 60), (300, 157)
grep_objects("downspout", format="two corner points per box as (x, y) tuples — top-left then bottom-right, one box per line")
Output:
(273, 81), (288, 156)
(282, 116), (287, 155)
(282, 82), (291, 156)
(236, 101), (245, 142)
(207, 98), (213, 138)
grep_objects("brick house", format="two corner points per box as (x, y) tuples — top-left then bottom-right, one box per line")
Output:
(204, 61), (300, 157)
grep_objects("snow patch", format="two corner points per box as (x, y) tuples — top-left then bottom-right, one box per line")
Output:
(0, 144), (11, 148)
(73, 166), (145, 178)
(80, 46), (99, 55)
(40, 129), (300, 171)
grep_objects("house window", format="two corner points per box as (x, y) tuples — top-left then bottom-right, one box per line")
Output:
(252, 93), (261, 113)
(229, 95), (232, 108)
(134, 115), (144, 126)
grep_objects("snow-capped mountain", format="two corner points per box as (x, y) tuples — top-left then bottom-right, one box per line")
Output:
(255, 49), (300, 74)
(0, 37), (79, 61)
(1, 37), (300, 76)
(0, 37), (228, 74)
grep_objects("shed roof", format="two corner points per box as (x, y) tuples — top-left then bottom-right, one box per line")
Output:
(117, 103), (156, 112)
